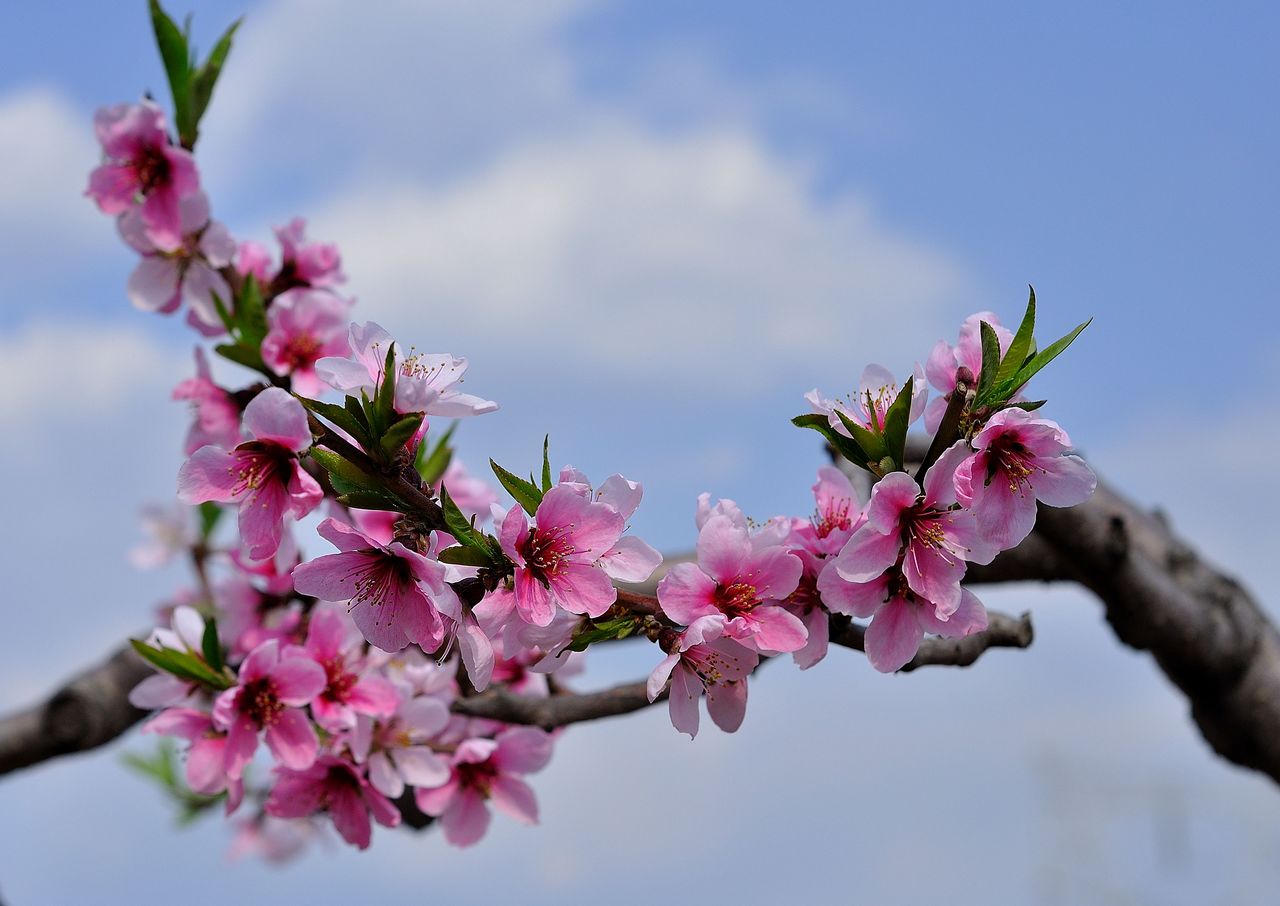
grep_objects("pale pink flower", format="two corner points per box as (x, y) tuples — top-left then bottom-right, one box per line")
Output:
(274, 218), (345, 288)
(818, 564), (989, 672)
(923, 311), (1013, 432)
(172, 347), (240, 456)
(227, 815), (315, 863)
(790, 465), (864, 558)
(830, 443), (995, 619)
(806, 363), (928, 437)
(212, 639), (326, 779)
(142, 707), (243, 809)
(129, 604), (208, 710)
(214, 575), (304, 658)
(290, 518), (460, 653)
(265, 756), (400, 850)
(498, 484), (626, 626)
(260, 288), (354, 397)
(295, 604), (400, 732)
(351, 696), (452, 800)
(178, 388), (322, 560)
(315, 321), (498, 418)
(119, 191), (235, 335)
(555, 467), (663, 584)
(130, 502), (195, 570)
(86, 100), (199, 251)
(235, 239), (275, 284)
(414, 727), (553, 848)
(647, 617), (758, 738)
(657, 508), (806, 654)
(952, 408), (1096, 550)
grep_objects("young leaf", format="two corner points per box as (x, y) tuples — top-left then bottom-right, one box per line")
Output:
(416, 421), (457, 485)
(310, 446), (383, 492)
(1007, 399), (1047, 412)
(1004, 317), (1092, 397)
(197, 501), (222, 539)
(437, 545), (494, 568)
(790, 414), (871, 471)
(130, 640), (231, 689)
(541, 435), (553, 492)
(490, 459), (545, 516)
(880, 376), (914, 471)
(212, 342), (269, 376)
(235, 274), (268, 348)
(187, 17), (241, 145)
(976, 320), (1002, 402)
(994, 286), (1037, 388)
(439, 485), (492, 555)
(148, 1), (192, 142)
(374, 342), (398, 430)
(566, 616), (638, 652)
(297, 396), (372, 449)
(834, 408), (887, 463)
(200, 619), (224, 673)
(379, 413), (424, 463)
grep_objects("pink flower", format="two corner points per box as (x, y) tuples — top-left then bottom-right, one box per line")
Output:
(352, 696), (452, 800)
(647, 618), (758, 738)
(141, 707), (243, 809)
(172, 347), (240, 455)
(952, 408), (1096, 550)
(498, 484), (626, 626)
(129, 604), (207, 710)
(555, 468), (663, 584)
(212, 639), (326, 779)
(414, 727), (553, 847)
(790, 465), (864, 558)
(86, 100), (199, 251)
(227, 815), (314, 863)
(818, 564), (989, 672)
(235, 239), (275, 284)
(265, 756), (401, 850)
(806, 363), (927, 437)
(177, 388), (322, 560)
(275, 217), (345, 288)
(260, 288), (354, 397)
(315, 321), (498, 418)
(923, 311), (1013, 432)
(296, 604), (400, 732)
(657, 508), (806, 654)
(119, 191), (235, 335)
(830, 443), (995, 619)
(214, 575), (304, 658)
(130, 502), (195, 570)
(290, 518), (461, 653)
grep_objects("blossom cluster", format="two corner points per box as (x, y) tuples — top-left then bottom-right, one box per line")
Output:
(95, 8), (1095, 861)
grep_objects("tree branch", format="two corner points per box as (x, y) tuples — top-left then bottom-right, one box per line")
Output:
(451, 681), (662, 731)
(828, 610), (1035, 671)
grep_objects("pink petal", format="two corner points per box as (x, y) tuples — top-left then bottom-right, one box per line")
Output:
(792, 605), (830, 670)
(442, 789), (492, 847)
(264, 709), (319, 770)
(488, 775), (539, 825)
(647, 653), (679, 702)
(270, 658), (327, 705)
(1033, 453), (1097, 508)
(549, 561), (616, 618)
(695, 514), (752, 585)
(243, 388), (312, 452)
(817, 565), (889, 618)
(328, 784), (373, 849)
(493, 727), (553, 774)
(704, 678), (749, 733)
(176, 446), (240, 504)
(833, 524), (901, 583)
(667, 664), (702, 738)
(744, 605), (808, 653)
(599, 535), (663, 583)
(655, 563), (718, 625)
(391, 746), (451, 789)
(514, 568), (556, 627)
(864, 598), (924, 673)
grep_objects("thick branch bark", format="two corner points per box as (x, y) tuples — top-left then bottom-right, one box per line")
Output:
(451, 681), (662, 731)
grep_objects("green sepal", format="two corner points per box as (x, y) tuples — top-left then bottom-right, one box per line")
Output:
(995, 287), (1037, 388)
(379, 413), (424, 462)
(881, 376), (914, 470)
(130, 639), (232, 690)
(200, 618), (224, 673)
(416, 422), (457, 485)
(566, 616), (638, 652)
(490, 459), (545, 515)
(790, 414), (871, 471)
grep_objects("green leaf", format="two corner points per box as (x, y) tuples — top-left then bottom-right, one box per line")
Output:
(297, 396), (371, 449)
(566, 616), (638, 652)
(914, 376), (970, 484)
(1004, 317), (1092, 396)
(439, 485), (492, 555)
(490, 459), (545, 515)
(834, 408), (886, 463)
(212, 342), (269, 375)
(881, 376), (914, 470)
(416, 422), (457, 485)
(995, 286), (1037, 388)
(149, 1), (193, 143)
(187, 17), (241, 146)
(437, 545), (494, 567)
(379, 413), (424, 462)
(310, 446), (383, 492)
(790, 414), (871, 471)
(976, 320), (1002, 402)
(374, 342), (398, 430)
(541, 435), (553, 492)
(197, 502), (222, 539)
(200, 619), (224, 673)
(235, 274), (268, 348)
(210, 289), (236, 335)
(130, 640), (232, 690)
(1007, 398), (1047, 412)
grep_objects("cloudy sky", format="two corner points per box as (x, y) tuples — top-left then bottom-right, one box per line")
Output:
(1, 1), (1278, 903)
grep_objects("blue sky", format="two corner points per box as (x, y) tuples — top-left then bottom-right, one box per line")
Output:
(1, 1), (1278, 903)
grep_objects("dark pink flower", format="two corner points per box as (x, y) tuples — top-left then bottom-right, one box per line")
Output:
(260, 288), (353, 397)
(414, 727), (553, 847)
(265, 756), (400, 850)
(290, 518), (460, 653)
(274, 217), (345, 288)
(172, 347), (240, 456)
(296, 604), (400, 732)
(647, 618), (758, 738)
(86, 100), (199, 251)
(498, 484), (626, 626)
(212, 639), (326, 779)
(953, 408), (1096, 550)
(657, 508), (806, 654)
(142, 707), (243, 810)
(178, 388), (322, 560)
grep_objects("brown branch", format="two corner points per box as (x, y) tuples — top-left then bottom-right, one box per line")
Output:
(0, 646), (151, 776)
(452, 681), (662, 731)
(828, 610), (1034, 672)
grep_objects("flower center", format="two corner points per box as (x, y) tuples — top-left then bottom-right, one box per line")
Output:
(228, 443), (291, 495)
(240, 677), (284, 728)
(282, 333), (322, 371)
(322, 655), (357, 702)
(813, 499), (853, 539)
(521, 526), (576, 580)
(714, 580), (761, 619)
(683, 644), (747, 687)
(989, 435), (1038, 496)
(133, 145), (171, 193)
(344, 552), (412, 620)
(456, 759), (500, 796)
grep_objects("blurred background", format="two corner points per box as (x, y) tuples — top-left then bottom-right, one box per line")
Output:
(1, 1), (1278, 902)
